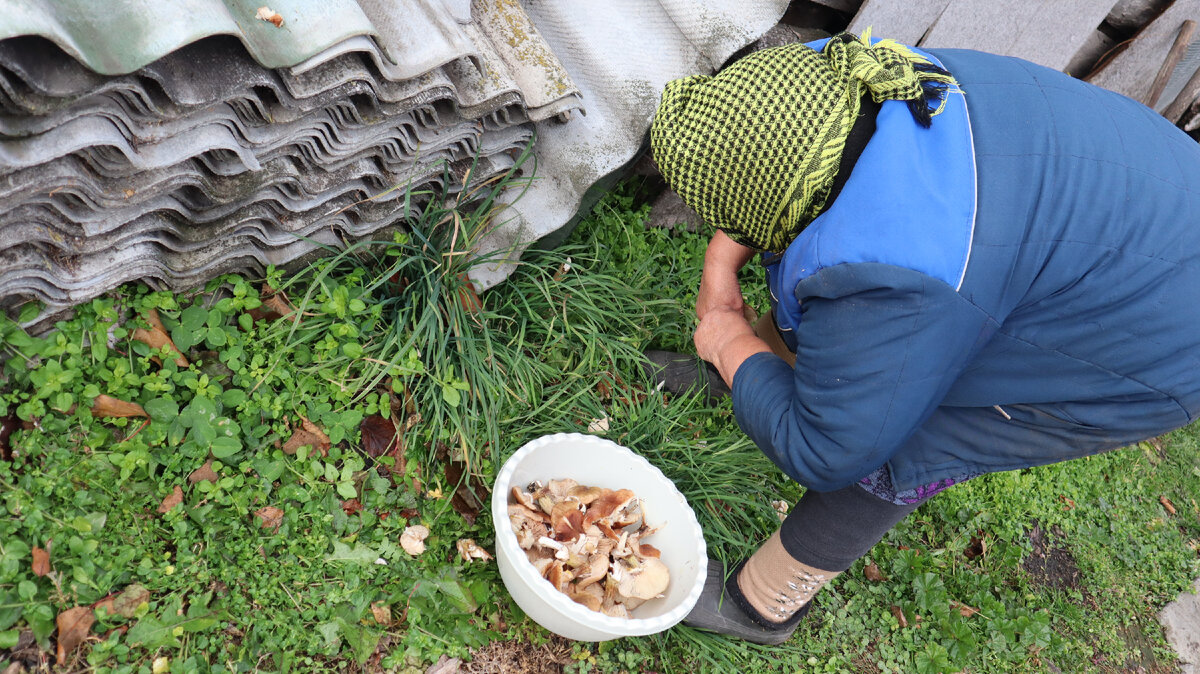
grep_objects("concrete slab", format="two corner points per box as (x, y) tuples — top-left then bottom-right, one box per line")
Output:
(1160, 577), (1200, 674)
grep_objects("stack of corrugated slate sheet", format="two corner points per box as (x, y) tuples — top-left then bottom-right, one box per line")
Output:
(0, 0), (790, 316)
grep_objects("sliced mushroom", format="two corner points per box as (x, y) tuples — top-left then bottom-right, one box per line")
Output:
(537, 536), (570, 561)
(617, 557), (670, 600)
(570, 585), (604, 612)
(569, 485), (610, 506)
(639, 543), (662, 559)
(511, 486), (538, 511)
(546, 560), (574, 593)
(575, 553), (610, 591)
(583, 489), (636, 528)
(546, 478), (579, 501)
(550, 501), (586, 541)
(530, 555), (554, 577)
(602, 602), (629, 619)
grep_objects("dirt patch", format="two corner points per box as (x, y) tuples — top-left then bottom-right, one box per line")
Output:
(1085, 622), (1178, 674)
(1022, 521), (1082, 591)
(462, 635), (574, 674)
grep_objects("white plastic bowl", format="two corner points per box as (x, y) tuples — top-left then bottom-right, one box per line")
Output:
(492, 433), (707, 641)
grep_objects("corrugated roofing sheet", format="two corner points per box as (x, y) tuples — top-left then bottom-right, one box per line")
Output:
(3, 0), (377, 74)
(0, 0), (788, 316)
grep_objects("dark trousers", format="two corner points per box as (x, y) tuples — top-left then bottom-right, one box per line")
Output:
(779, 484), (922, 572)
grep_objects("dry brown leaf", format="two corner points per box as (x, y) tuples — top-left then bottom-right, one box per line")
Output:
(361, 415), (399, 459)
(157, 485), (183, 514)
(426, 655), (462, 674)
(456, 274), (482, 313)
(131, 309), (188, 367)
(91, 394), (148, 419)
(964, 534), (987, 560)
(586, 415), (610, 434)
(443, 449), (487, 526)
(863, 562), (886, 582)
(456, 538), (493, 563)
(255, 6), (284, 26)
(1161, 495), (1177, 516)
(32, 545), (50, 577)
(55, 606), (95, 666)
(341, 499), (363, 516)
(254, 506), (284, 532)
(281, 417), (331, 456)
(370, 601), (393, 626)
(248, 284), (296, 323)
(109, 584), (150, 618)
(400, 525), (430, 555)
(1, 411), (17, 462)
(188, 460), (218, 484)
(890, 605), (909, 628)
(951, 600), (980, 618)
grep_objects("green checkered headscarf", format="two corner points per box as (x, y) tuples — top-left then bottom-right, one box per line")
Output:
(650, 30), (959, 252)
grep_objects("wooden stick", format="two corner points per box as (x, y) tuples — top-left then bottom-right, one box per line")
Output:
(1163, 59), (1200, 123)
(1146, 20), (1197, 108)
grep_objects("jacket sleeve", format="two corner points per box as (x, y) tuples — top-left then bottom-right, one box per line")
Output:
(731, 262), (995, 491)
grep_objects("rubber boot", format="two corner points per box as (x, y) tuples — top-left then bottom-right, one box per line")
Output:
(642, 350), (731, 404)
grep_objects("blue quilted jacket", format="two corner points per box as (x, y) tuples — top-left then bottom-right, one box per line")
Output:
(731, 46), (1200, 492)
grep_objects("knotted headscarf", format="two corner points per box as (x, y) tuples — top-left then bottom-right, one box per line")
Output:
(650, 30), (959, 252)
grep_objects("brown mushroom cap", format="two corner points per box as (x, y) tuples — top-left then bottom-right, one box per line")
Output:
(550, 501), (586, 541)
(617, 557), (670, 600)
(583, 489), (636, 528)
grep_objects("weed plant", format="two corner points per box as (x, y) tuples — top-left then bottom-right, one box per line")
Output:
(1, 170), (1199, 674)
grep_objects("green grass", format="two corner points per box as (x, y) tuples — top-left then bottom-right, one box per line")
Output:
(2, 174), (1199, 673)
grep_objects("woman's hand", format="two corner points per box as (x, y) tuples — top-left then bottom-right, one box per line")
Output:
(694, 308), (772, 387)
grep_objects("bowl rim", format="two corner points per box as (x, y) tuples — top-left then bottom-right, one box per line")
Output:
(492, 432), (708, 636)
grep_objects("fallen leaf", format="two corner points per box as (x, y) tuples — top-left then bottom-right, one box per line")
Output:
(1058, 494), (1076, 510)
(426, 655), (462, 674)
(456, 274), (482, 313)
(400, 525), (430, 555)
(964, 533), (987, 560)
(442, 446), (488, 526)
(1, 411), (18, 462)
(106, 583), (150, 618)
(370, 602), (392, 626)
(152, 657), (170, 674)
(456, 539), (493, 563)
(55, 606), (95, 666)
(281, 417), (330, 456)
(586, 415), (610, 434)
(360, 415), (400, 461)
(951, 600), (980, 618)
(131, 309), (188, 367)
(341, 499), (363, 516)
(91, 394), (148, 419)
(254, 506), (284, 532)
(863, 562), (886, 582)
(30, 542), (50, 575)
(248, 284), (296, 323)
(255, 6), (284, 27)
(1161, 495), (1177, 516)
(188, 460), (218, 484)
(157, 485), (183, 514)
(890, 605), (908, 628)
